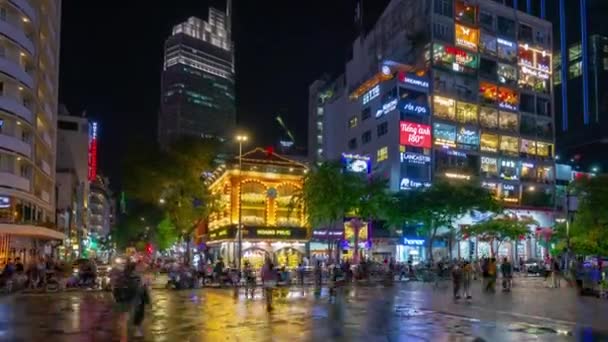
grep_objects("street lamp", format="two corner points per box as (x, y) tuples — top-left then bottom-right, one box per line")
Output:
(236, 134), (248, 274)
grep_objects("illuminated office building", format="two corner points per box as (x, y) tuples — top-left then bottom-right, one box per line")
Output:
(159, 5), (235, 147)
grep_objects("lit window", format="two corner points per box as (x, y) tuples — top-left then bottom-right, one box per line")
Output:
(480, 132), (499, 152)
(377, 147), (388, 162)
(455, 101), (478, 124)
(499, 135), (519, 154)
(568, 43), (582, 62)
(480, 107), (498, 128)
(499, 111), (518, 132)
(568, 62), (582, 79)
(349, 116), (358, 128)
(433, 96), (456, 120)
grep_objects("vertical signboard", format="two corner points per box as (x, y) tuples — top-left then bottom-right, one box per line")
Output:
(88, 122), (98, 182)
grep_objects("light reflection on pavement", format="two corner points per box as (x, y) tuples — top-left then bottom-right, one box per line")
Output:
(0, 280), (606, 341)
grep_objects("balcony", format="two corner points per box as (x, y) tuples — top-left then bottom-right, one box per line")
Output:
(0, 223), (66, 240)
(40, 159), (51, 176)
(0, 96), (33, 123)
(45, 43), (56, 69)
(41, 190), (50, 203)
(9, 0), (37, 24)
(0, 172), (30, 191)
(0, 56), (34, 88)
(42, 102), (53, 122)
(41, 131), (52, 147)
(0, 20), (35, 55)
(44, 72), (55, 95)
(0, 133), (31, 157)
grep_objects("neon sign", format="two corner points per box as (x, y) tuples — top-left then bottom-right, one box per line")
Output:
(342, 153), (371, 174)
(400, 100), (429, 116)
(400, 121), (432, 148)
(403, 238), (425, 246)
(400, 178), (432, 190)
(398, 72), (430, 91)
(376, 99), (398, 118)
(0, 196), (9, 208)
(400, 152), (431, 165)
(362, 85), (380, 105)
(88, 122), (98, 182)
(455, 24), (479, 50)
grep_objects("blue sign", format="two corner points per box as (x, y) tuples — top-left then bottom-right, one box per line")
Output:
(403, 237), (426, 246)
(399, 99), (429, 116)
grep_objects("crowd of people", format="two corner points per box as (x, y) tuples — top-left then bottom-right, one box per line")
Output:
(0, 256), (72, 292)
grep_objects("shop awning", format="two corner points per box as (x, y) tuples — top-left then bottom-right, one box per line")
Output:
(0, 224), (67, 240)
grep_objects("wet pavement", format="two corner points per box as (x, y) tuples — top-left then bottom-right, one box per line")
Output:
(1, 278), (607, 341)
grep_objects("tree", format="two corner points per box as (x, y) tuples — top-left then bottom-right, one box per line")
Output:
(465, 215), (536, 257)
(124, 137), (220, 263)
(567, 175), (608, 256)
(112, 202), (163, 251)
(155, 216), (179, 251)
(395, 181), (499, 261)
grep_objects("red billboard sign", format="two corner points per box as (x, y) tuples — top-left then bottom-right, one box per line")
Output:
(400, 121), (431, 148)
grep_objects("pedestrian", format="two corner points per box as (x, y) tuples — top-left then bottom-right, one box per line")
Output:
(451, 262), (463, 299)
(544, 258), (553, 288)
(486, 258), (497, 292)
(113, 261), (149, 338)
(553, 257), (561, 288)
(14, 258), (24, 274)
(500, 257), (512, 291)
(463, 261), (473, 299)
(261, 258), (276, 312)
(314, 260), (322, 287)
(519, 258), (525, 275)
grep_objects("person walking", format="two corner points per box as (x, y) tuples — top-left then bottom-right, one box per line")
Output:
(113, 261), (149, 339)
(500, 257), (513, 291)
(261, 258), (276, 312)
(463, 261), (473, 299)
(552, 257), (561, 288)
(451, 262), (463, 299)
(486, 258), (497, 292)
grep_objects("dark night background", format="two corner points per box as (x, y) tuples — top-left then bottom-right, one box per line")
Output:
(59, 0), (391, 190)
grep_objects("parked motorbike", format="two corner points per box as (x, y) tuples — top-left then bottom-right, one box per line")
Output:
(166, 270), (196, 289)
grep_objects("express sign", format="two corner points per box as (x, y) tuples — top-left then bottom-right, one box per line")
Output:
(399, 121), (432, 148)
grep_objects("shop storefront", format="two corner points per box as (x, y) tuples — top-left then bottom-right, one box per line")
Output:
(310, 229), (344, 262)
(396, 237), (426, 264)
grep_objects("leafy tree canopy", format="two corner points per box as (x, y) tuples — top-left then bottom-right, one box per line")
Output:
(568, 175), (608, 255)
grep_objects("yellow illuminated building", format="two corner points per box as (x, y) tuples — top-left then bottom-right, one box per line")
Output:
(203, 148), (309, 269)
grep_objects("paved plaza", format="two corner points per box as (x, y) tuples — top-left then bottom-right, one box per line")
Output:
(1, 278), (606, 341)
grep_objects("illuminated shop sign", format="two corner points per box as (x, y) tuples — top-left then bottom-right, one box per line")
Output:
(455, 23), (479, 51)
(400, 152), (431, 165)
(312, 230), (344, 237)
(376, 98), (398, 118)
(456, 127), (479, 150)
(518, 45), (551, 80)
(400, 178), (432, 190)
(433, 43), (479, 74)
(398, 72), (430, 91)
(400, 121), (432, 149)
(497, 38), (514, 47)
(400, 99), (429, 116)
(88, 122), (98, 182)
(445, 173), (471, 180)
(403, 237), (426, 246)
(244, 227), (308, 240)
(433, 123), (457, 148)
(208, 227), (236, 241)
(342, 153), (371, 174)
(362, 85), (380, 105)
(0, 196), (9, 208)
(497, 87), (518, 111)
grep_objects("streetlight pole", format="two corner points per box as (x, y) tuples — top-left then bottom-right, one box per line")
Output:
(236, 135), (248, 274)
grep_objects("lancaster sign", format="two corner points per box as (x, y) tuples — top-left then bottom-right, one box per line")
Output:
(400, 152), (431, 165)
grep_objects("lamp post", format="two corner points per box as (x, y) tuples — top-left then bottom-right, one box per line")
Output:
(236, 135), (248, 274)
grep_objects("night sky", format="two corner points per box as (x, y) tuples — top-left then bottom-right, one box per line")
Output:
(59, 1), (390, 189)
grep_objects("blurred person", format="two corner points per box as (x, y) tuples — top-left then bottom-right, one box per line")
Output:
(261, 258), (276, 312)
(486, 258), (497, 293)
(451, 262), (463, 299)
(553, 257), (561, 288)
(500, 257), (512, 291)
(463, 261), (473, 299)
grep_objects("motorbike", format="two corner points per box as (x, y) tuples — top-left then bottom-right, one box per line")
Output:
(166, 269), (196, 289)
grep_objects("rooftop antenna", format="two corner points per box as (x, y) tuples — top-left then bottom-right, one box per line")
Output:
(226, 0), (232, 37)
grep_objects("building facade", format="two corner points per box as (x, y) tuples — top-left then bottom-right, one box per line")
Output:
(0, 0), (64, 263)
(310, 0), (556, 262)
(88, 176), (113, 238)
(158, 7), (236, 148)
(546, 0), (608, 172)
(56, 109), (90, 258)
(204, 148), (308, 269)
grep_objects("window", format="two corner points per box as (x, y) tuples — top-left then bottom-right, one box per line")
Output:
(455, 1), (477, 25)
(480, 107), (498, 128)
(500, 159), (518, 180)
(433, 95), (456, 120)
(520, 115), (536, 136)
(377, 122), (388, 137)
(362, 130), (372, 144)
(500, 135), (519, 154)
(456, 102), (478, 124)
(480, 32), (497, 56)
(497, 38), (517, 63)
(479, 11), (493, 31)
(348, 138), (357, 150)
(377, 147), (388, 162)
(520, 139), (536, 155)
(480, 132), (499, 152)
(349, 116), (358, 128)
(568, 61), (582, 79)
(479, 82), (498, 105)
(479, 58), (497, 80)
(497, 87), (518, 111)
(457, 127), (480, 149)
(0, 8), (6, 21)
(433, 23), (451, 42)
(499, 111), (518, 132)
(519, 24), (534, 43)
(536, 97), (551, 117)
(0, 81), (3, 95)
(434, 0), (453, 17)
(481, 156), (499, 178)
(434, 123), (457, 147)
(497, 63), (517, 86)
(568, 43), (582, 62)
(536, 142), (552, 157)
(497, 16), (516, 38)
(361, 107), (371, 121)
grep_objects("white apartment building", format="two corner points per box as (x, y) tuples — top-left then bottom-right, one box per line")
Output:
(0, 0), (63, 263)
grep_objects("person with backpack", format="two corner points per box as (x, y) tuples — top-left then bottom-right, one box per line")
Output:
(500, 257), (513, 291)
(113, 261), (149, 338)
